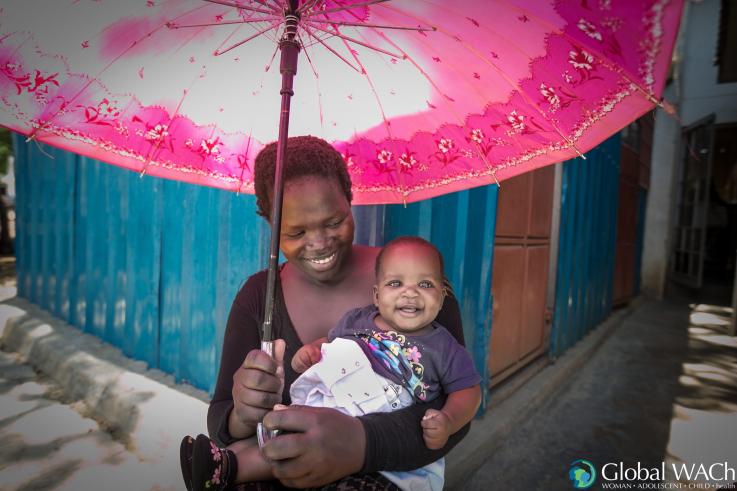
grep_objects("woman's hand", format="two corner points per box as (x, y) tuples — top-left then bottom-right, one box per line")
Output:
(261, 405), (366, 488)
(228, 339), (286, 439)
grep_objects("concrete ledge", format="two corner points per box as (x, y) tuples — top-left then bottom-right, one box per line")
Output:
(445, 297), (643, 489)
(0, 297), (209, 465)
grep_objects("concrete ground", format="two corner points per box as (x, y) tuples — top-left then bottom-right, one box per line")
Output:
(0, 350), (179, 491)
(457, 297), (737, 491)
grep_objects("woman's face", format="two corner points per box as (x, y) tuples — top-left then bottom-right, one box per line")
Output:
(279, 176), (355, 284)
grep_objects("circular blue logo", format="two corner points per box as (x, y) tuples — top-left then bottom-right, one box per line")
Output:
(569, 459), (597, 489)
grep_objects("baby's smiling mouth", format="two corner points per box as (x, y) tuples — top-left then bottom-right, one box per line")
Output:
(398, 305), (422, 314)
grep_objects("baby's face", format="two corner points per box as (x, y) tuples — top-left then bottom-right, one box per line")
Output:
(373, 243), (445, 334)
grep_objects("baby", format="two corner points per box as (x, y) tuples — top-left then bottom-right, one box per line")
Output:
(181, 236), (481, 491)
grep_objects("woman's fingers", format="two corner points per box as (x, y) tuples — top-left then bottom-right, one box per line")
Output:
(261, 406), (366, 487)
(234, 385), (282, 410)
(261, 404), (313, 434)
(261, 431), (305, 461)
(231, 342), (286, 429)
(242, 347), (279, 375)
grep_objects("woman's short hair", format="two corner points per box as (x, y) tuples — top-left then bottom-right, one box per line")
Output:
(254, 135), (353, 219)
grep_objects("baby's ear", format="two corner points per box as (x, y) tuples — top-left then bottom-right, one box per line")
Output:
(373, 285), (379, 306)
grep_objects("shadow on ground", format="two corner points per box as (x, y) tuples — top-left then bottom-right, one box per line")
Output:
(461, 291), (736, 491)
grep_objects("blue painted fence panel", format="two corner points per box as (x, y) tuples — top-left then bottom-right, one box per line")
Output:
(12, 135), (499, 396)
(551, 135), (620, 357)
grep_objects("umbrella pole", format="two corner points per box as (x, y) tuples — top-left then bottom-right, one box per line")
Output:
(261, 5), (300, 357)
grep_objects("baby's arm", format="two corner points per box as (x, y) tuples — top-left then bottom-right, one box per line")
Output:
(421, 385), (481, 449)
(291, 337), (328, 373)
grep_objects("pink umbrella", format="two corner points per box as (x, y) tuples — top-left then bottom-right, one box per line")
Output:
(0, 1), (682, 204)
(0, 1), (683, 351)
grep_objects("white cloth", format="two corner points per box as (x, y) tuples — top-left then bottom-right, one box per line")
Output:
(290, 337), (444, 491)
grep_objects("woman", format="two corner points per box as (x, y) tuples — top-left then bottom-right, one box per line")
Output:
(206, 136), (469, 489)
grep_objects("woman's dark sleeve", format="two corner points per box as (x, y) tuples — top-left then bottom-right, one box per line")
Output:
(207, 278), (264, 447)
(359, 293), (471, 472)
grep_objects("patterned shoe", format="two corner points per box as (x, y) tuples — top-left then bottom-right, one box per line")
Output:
(191, 434), (235, 491)
(179, 435), (194, 491)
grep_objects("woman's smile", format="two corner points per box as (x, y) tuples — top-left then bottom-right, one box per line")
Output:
(303, 251), (338, 270)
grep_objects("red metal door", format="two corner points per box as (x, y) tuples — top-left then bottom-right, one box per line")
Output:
(613, 116), (653, 305)
(489, 165), (554, 384)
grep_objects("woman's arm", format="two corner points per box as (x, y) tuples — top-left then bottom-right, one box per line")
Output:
(208, 275), (285, 446)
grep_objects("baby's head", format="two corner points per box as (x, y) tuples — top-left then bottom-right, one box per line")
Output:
(373, 237), (447, 334)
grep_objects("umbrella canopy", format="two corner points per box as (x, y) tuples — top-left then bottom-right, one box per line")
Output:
(0, 0), (683, 204)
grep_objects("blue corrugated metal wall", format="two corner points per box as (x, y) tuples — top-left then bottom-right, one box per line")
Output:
(13, 136), (498, 396)
(551, 135), (620, 357)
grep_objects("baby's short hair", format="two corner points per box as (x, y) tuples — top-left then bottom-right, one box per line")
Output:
(374, 236), (445, 279)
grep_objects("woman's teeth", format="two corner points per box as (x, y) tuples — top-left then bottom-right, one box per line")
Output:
(307, 253), (336, 265)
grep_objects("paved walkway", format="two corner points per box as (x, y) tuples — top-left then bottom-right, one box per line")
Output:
(0, 349), (180, 491)
(458, 297), (737, 491)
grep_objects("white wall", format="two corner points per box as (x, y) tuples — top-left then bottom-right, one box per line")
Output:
(680, 0), (737, 126)
(641, 0), (737, 297)
(642, 86), (681, 299)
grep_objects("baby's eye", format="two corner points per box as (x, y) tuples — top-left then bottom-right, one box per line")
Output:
(284, 230), (304, 239)
(418, 281), (434, 289)
(386, 280), (401, 287)
(326, 218), (344, 229)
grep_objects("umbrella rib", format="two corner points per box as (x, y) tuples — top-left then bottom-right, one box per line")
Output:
(303, 21), (405, 59)
(264, 40), (281, 72)
(237, 131), (255, 194)
(170, 17), (282, 29)
(214, 20), (283, 55)
(297, 0), (322, 15)
(27, 3), (213, 142)
(301, 25), (362, 73)
(314, 0), (390, 16)
(140, 85), (192, 176)
(252, 0), (282, 12)
(303, 18), (435, 32)
(201, 0), (276, 16)
(333, 26), (407, 202)
(297, 32), (325, 131)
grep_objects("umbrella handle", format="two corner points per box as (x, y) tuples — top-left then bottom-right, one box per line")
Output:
(256, 422), (281, 448)
(257, 339), (281, 448)
(261, 340), (275, 357)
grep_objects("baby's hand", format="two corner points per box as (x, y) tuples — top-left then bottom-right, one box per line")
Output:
(291, 343), (322, 373)
(421, 409), (451, 449)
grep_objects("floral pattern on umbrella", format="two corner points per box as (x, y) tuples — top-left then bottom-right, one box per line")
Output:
(0, 0), (683, 203)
